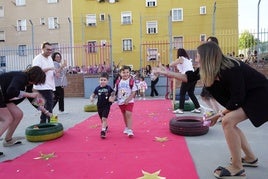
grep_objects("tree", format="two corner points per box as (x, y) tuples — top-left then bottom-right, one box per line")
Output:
(238, 31), (257, 50)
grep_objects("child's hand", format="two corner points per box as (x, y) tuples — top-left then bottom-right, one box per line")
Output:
(109, 96), (115, 102)
(90, 97), (94, 103)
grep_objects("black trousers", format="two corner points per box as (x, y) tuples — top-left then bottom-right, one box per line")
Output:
(53, 86), (65, 112)
(179, 81), (200, 110)
(38, 90), (54, 123)
(150, 77), (159, 97)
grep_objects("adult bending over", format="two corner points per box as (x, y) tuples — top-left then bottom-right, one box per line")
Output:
(0, 66), (46, 156)
(154, 42), (267, 179)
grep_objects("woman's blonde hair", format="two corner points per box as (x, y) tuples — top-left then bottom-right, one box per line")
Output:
(197, 42), (239, 86)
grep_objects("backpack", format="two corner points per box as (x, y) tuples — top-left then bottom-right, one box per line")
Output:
(115, 76), (135, 96)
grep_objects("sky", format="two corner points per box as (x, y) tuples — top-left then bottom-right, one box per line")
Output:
(238, 0), (268, 31)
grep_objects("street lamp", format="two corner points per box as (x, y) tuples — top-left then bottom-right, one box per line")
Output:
(257, 0), (261, 63)
(29, 19), (34, 59)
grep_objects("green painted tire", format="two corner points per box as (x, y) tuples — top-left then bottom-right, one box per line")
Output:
(25, 123), (64, 142)
(84, 104), (98, 112)
(174, 101), (195, 111)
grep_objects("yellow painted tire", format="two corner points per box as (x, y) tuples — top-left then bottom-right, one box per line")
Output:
(84, 104), (98, 112)
(25, 123), (64, 142)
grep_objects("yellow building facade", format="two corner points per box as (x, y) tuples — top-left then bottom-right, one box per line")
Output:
(72, 0), (238, 70)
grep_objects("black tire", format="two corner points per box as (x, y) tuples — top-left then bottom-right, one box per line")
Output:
(169, 116), (209, 136)
(25, 123), (64, 142)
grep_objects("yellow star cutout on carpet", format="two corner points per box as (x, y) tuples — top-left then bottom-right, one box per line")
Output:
(137, 170), (166, 179)
(33, 152), (55, 160)
(154, 137), (168, 143)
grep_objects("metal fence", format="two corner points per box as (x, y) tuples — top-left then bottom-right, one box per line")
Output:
(1, 29), (268, 73)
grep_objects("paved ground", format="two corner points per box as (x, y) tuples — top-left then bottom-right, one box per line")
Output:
(1, 97), (267, 179)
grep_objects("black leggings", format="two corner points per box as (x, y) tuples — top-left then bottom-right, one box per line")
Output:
(150, 77), (159, 96)
(179, 81), (200, 110)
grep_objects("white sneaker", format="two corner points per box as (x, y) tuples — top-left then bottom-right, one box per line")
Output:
(127, 129), (134, 137)
(173, 109), (184, 114)
(58, 111), (68, 115)
(123, 127), (129, 134)
(191, 108), (201, 113)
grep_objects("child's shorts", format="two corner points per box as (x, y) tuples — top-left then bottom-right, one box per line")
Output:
(119, 103), (134, 113)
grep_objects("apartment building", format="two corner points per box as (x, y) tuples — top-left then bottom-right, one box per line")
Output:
(72, 0), (238, 70)
(0, 0), (71, 71)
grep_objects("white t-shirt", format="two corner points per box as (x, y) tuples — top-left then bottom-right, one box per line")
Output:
(32, 53), (55, 91)
(116, 78), (138, 105)
(176, 57), (194, 74)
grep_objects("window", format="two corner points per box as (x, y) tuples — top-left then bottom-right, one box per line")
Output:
(16, 0), (26, 6)
(0, 31), (5, 42)
(200, 6), (206, 15)
(40, 18), (46, 25)
(146, 21), (158, 34)
(146, 0), (157, 7)
(200, 34), (206, 42)
(17, 19), (27, 31)
(173, 36), (183, 49)
(0, 6), (4, 17)
(0, 56), (6, 68)
(86, 14), (97, 26)
(87, 41), (97, 53)
(122, 39), (132, 51)
(48, 17), (59, 29)
(172, 8), (183, 22)
(48, 0), (59, 3)
(147, 48), (158, 61)
(121, 12), (132, 25)
(100, 13), (105, 21)
(18, 45), (27, 56)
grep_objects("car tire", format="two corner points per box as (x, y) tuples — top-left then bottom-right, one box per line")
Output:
(25, 123), (64, 142)
(174, 101), (195, 111)
(84, 104), (98, 112)
(169, 116), (209, 136)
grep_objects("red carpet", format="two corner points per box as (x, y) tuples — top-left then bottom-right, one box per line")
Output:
(0, 100), (198, 179)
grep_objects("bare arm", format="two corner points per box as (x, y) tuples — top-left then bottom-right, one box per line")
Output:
(153, 65), (188, 82)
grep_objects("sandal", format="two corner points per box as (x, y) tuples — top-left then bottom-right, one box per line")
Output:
(230, 157), (258, 167)
(214, 166), (246, 179)
(242, 158), (258, 167)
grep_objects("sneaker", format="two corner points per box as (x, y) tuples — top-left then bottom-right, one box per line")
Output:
(173, 109), (184, 114)
(127, 129), (134, 137)
(123, 127), (129, 134)
(58, 111), (68, 115)
(3, 138), (22, 147)
(100, 130), (106, 139)
(191, 108), (201, 113)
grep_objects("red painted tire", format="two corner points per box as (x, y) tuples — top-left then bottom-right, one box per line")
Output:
(169, 116), (209, 136)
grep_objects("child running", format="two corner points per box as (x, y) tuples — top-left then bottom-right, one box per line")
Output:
(90, 72), (115, 139)
(115, 65), (138, 137)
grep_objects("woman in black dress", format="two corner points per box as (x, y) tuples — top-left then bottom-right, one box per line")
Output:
(0, 66), (46, 156)
(154, 42), (268, 178)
